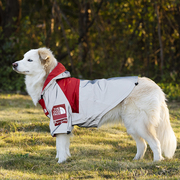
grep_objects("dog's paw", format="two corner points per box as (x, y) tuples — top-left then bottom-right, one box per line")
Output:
(56, 150), (71, 163)
(133, 156), (140, 160)
(133, 154), (144, 160)
(153, 156), (164, 162)
(57, 156), (67, 164)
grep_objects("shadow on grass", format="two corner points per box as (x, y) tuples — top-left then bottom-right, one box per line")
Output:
(0, 121), (49, 133)
(0, 95), (33, 108)
(0, 143), (136, 174)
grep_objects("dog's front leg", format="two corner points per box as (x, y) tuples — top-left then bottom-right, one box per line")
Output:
(56, 133), (71, 163)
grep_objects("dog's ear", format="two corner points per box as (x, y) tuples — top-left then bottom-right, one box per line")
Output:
(38, 48), (54, 74)
(38, 49), (50, 62)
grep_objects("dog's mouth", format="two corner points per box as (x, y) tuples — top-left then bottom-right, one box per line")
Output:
(12, 67), (30, 74)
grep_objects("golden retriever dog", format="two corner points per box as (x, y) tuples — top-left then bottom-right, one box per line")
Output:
(12, 47), (176, 163)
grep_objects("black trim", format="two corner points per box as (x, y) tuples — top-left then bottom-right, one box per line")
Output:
(135, 82), (138, 86)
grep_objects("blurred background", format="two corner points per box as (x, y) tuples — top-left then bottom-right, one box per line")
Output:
(0, 0), (179, 99)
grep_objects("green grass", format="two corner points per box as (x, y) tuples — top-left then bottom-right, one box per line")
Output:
(0, 94), (180, 180)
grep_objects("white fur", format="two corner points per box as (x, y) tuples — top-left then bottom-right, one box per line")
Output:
(56, 134), (71, 163)
(13, 48), (177, 163)
(13, 48), (57, 105)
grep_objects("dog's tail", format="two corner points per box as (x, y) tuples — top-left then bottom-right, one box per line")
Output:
(156, 100), (177, 159)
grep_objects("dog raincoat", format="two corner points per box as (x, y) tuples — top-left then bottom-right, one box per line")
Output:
(39, 63), (138, 136)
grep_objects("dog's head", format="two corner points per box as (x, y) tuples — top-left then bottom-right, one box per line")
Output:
(12, 47), (57, 76)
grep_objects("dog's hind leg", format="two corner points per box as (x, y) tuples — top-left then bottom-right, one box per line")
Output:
(131, 125), (163, 161)
(125, 117), (163, 161)
(142, 132), (163, 161)
(131, 134), (147, 160)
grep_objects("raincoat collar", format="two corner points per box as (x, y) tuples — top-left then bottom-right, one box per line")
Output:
(42, 62), (67, 91)
(39, 62), (70, 114)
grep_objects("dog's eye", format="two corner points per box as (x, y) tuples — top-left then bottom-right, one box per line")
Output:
(28, 59), (33, 62)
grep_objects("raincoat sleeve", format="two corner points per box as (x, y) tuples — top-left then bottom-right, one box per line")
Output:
(49, 85), (73, 136)
(40, 81), (73, 137)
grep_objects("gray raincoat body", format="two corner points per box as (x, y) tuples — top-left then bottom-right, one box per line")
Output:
(39, 63), (138, 136)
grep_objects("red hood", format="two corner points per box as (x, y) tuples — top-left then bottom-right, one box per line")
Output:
(42, 63), (66, 91)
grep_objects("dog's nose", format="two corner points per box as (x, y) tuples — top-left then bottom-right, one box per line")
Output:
(12, 62), (18, 68)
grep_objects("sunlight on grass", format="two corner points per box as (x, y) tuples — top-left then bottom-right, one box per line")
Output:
(0, 94), (180, 179)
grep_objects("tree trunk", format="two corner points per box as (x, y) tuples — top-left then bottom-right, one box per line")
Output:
(54, 0), (74, 73)
(155, 2), (164, 78)
(78, 1), (90, 63)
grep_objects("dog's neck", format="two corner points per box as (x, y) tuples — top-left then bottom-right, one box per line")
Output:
(25, 60), (58, 105)
(25, 71), (46, 105)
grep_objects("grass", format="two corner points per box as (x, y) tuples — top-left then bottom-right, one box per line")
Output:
(0, 94), (180, 180)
